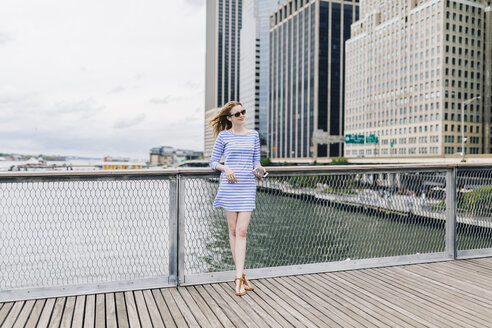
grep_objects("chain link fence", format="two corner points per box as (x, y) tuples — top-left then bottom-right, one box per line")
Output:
(0, 165), (491, 301)
(181, 169), (448, 276)
(456, 168), (492, 253)
(0, 174), (172, 298)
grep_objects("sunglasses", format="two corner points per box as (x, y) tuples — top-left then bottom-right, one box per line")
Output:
(229, 109), (246, 118)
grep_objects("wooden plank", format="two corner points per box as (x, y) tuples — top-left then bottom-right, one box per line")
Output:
(452, 260), (492, 275)
(447, 258), (492, 272)
(160, 288), (187, 328)
(327, 272), (435, 328)
(124, 291), (141, 328)
(177, 286), (220, 328)
(25, 299), (46, 328)
(352, 268), (482, 327)
(256, 278), (338, 328)
(2, 300), (25, 328)
(94, 294), (105, 328)
(0, 302), (14, 327)
(194, 285), (235, 328)
(186, 286), (224, 328)
(168, 287), (201, 328)
(83, 295), (95, 328)
(250, 279), (310, 328)
(105, 293), (117, 328)
(71, 296), (86, 328)
(299, 273), (395, 328)
(142, 290), (164, 328)
(391, 266), (492, 310)
(59, 296), (76, 328)
(133, 290), (153, 328)
(215, 282), (264, 328)
(276, 275), (363, 328)
(468, 258), (492, 270)
(151, 289), (176, 328)
(36, 298), (56, 328)
(299, 273), (413, 328)
(210, 283), (260, 328)
(48, 297), (66, 328)
(369, 267), (492, 326)
(199, 284), (248, 328)
(336, 270), (462, 328)
(420, 261), (492, 287)
(12, 299), (35, 328)
(235, 282), (296, 328)
(226, 283), (284, 328)
(395, 265), (492, 308)
(239, 279), (306, 328)
(405, 264), (492, 301)
(115, 292), (129, 328)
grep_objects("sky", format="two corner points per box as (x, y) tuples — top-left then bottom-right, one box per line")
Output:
(0, 0), (206, 160)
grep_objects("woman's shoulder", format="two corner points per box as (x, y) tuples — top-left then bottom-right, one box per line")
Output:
(217, 130), (228, 138)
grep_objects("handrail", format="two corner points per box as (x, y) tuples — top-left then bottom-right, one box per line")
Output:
(0, 162), (490, 179)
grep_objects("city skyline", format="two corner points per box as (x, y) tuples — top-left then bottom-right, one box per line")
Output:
(0, 0), (206, 160)
(3, 0), (491, 161)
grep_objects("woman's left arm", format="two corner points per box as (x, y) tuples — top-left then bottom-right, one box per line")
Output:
(253, 131), (267, 175)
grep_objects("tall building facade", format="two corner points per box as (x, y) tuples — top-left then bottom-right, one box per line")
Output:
(485, 4), (492, 153)
(269, 0), (359, 160)
(240, 0), (283, 148)
(345, 0), (492, 158)
(205, 0), (242, 158)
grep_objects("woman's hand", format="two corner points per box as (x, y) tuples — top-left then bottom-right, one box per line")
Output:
(253, 165), (268, 179)
(224, 166), (237, 183)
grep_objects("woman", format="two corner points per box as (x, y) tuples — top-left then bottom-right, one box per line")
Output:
(209, 101), (267, 296)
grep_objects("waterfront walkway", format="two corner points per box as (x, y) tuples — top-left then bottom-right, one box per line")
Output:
(1, 258), (491, 327)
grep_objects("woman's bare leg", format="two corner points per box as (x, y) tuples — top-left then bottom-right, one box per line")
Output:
(234, 211), (251, 280)
(225, 210), (238, 265)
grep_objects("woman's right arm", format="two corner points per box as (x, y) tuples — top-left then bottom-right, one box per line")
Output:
(209, 133), (237, 183)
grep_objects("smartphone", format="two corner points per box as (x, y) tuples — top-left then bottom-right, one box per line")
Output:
(253, 167), (269, 178)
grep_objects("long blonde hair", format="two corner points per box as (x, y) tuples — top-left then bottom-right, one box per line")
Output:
(208, 101), (242, 137)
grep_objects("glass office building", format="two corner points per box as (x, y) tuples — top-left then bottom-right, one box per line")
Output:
(269, 0), (359, 160)
(240, 0), (280, 147)
(205, 0), (242, 158)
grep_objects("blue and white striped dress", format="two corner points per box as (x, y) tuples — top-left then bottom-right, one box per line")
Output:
(209, 129), (260, 212)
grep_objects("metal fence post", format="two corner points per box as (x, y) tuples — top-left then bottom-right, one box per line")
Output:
(168, 176), (179, 285)
(445, 167), (457, 259)
(178, 175), (186, 285)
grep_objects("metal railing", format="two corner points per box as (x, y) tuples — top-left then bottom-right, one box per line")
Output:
(0, 164), (491, 301)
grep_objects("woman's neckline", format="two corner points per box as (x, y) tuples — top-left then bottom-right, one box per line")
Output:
(226, 129), (251, 136)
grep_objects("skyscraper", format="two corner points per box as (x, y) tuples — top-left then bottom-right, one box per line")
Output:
(344, 0), (492, 158)
(240, 0), (282, 149)
(269, 0), (359, 160)
(205, 0), (242, 158)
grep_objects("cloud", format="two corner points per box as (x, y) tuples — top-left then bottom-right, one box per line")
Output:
(51, 98), (104, 119)
(113, 113), (146, 129)
(149, 95), (184, 105)
(0, 32), (11, 44)
(184, 80), (201, 90)
(108, 86), (126, 94)
(184, 0), (205, 7)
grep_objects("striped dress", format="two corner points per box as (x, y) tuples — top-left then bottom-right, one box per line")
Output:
(209, 129), (260, 212)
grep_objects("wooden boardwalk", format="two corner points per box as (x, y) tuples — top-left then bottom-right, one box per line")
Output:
(1, 258), (491, 327)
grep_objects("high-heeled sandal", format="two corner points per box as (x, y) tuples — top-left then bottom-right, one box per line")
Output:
(234, 277), (246, 296)
(242, 273), (254, 291)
